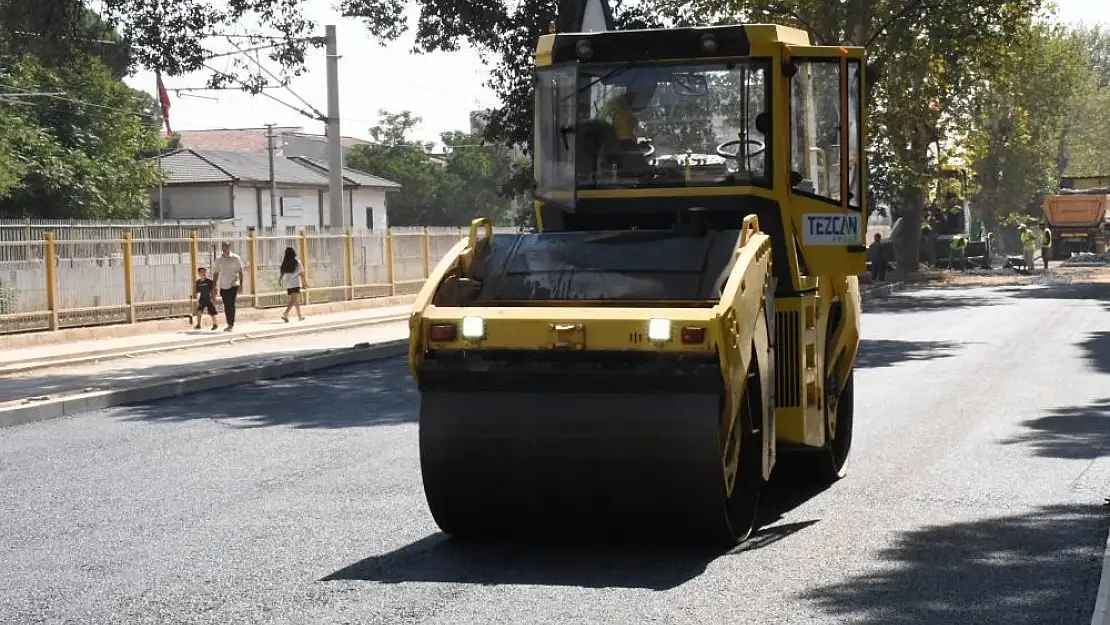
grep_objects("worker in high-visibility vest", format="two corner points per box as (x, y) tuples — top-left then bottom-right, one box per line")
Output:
(921, 222), (936, 266)
(598, 74), (658, 145)
(1020, 225), (1037, 272)
(1040, 222), (1053, 269)
(949, 234), (968, 271)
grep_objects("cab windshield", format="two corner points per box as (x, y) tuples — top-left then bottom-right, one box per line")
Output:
(533, 60), (772, 197)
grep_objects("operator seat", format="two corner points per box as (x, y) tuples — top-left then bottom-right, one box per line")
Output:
(576, 118), (652, 182)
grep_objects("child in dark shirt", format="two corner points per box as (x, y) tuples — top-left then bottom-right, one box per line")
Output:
(194, 267), (219, 330)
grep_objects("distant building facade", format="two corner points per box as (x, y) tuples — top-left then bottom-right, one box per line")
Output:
(150, 148), (400, 231)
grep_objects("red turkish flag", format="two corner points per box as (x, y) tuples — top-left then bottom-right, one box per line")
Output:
(155, 72), (172, 135)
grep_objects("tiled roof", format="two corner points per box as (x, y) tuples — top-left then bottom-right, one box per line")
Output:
(287, 155), (400, 189)
(199, 150), (327, 185)
(176, 128), (300, 153)
(152, 149), (401, 189)
(285, 133), (369, 149)
(156, 150), (234, 184)
(176, 128), (370, 153)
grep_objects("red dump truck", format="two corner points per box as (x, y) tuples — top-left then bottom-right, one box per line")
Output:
(1042, 188), (1110, 259)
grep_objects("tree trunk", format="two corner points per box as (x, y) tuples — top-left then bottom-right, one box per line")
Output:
(1055, 116), (1072, 179)
(894, 187), (924, 274)
(891, 113), (935, 275)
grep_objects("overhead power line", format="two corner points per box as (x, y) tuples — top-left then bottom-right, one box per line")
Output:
(198, 62), (323, 121)
(0, 82), (155, 119)
(224, 36), (326, 119)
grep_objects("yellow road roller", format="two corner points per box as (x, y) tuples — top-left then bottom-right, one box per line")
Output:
(407, 17), (867, 544)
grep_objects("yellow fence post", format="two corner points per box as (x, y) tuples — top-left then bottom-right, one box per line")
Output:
(299, 229), (310, 303)
(122, 231), (135, 324)
(344, 228), (354, 301)
(248, 230), (259, 308)
(189, 230), (199, 279)
(422, 227), (431, 278)
(44, 232), (58, 331)
(385, 230), (395, 296)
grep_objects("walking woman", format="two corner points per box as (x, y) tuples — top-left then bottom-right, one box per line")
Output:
(279, 246), (307, 322)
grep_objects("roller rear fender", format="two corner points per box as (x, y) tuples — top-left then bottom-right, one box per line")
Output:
(712, 231), (773, 476)
(409, 236), (470, 378)
(751, 291), (774, 481)
(821, 275), (861, 389)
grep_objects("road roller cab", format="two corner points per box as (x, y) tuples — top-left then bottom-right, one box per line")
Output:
(408, 21), (867, 545)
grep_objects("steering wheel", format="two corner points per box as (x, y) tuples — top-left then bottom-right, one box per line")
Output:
(716, 137), (767, 160)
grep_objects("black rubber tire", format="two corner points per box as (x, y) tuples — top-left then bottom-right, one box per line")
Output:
(770, 367), (855, 487)
(811, 369), (854, 484)
(718, 357), (765, 545)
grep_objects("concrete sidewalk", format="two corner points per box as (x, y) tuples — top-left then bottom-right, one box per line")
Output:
(1, 303), (411, 374)
(0, 293), (419, 350)
(0, 319), (411, 428)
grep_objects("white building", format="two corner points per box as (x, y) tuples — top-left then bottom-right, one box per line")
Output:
(150, 148), (400, 231)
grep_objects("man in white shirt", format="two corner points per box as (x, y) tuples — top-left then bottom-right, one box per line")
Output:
(211, 241), (245, 331)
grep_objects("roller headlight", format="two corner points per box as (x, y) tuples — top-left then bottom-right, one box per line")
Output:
(461, 316), (486, 339)
(647, 318), (671, 342)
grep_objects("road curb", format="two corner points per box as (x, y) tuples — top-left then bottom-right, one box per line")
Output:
(0, 339), (409, 429)
(860, 281), (906, 305)
(1091, 524), (1110, 625)
(0, 315), (409, 376)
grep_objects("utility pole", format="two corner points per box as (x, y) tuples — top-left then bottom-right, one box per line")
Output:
(325, 24), (346, 228)
(265, 123), (278, 228)
(156, 151), (164, 220)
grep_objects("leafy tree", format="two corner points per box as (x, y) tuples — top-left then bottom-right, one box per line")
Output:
(438, 130), (524, 225)
(0, 57), (163, 219)
(1075, 24), (1110, 88)
(0, 1), (132, 77)
(347, 111), (451, 226)
(133, 88), (183, 158)
(1057, 25), (1110, 179)
(963, 21), (1091, 236)
(347, 110), (519, 227)
(0, 3), (173, 218)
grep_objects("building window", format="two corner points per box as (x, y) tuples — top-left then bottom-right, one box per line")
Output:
(280, 193), (304, 217)
(366, 207), (375, 230)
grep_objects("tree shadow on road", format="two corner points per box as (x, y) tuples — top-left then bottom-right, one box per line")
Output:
(865, 290), (998, 315)
(856, 339), (964, 370)
(321, 476), (830, 591)
(801, 503), (1110, 625)
(994, 281), (1110, 302)
(1001, 398), (1110, 460)
(117, 357), (417, 429)
(0, 343), (400, 406)
(1080, 331), (1110, 376)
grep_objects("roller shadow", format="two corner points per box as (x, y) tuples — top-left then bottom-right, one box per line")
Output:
(321, 533), (718, 591)
(117, 357), (416, 429)
(322, 476), (828, 591)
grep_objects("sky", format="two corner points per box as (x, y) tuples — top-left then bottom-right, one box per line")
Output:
(124, 0), (499, 146)
(124, 0), (1110, 147)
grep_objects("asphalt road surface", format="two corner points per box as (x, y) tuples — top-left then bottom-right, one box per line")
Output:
(3, 280), (1110, 625)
